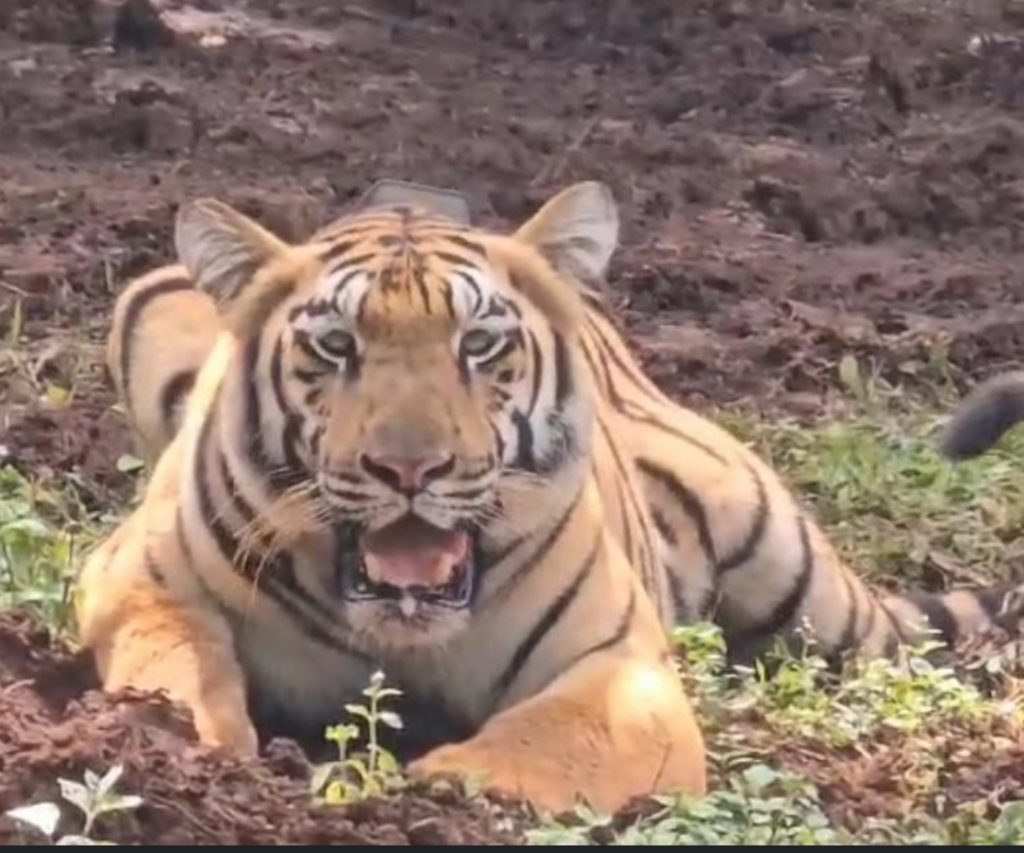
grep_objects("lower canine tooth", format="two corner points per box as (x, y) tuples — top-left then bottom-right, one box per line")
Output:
(399, 596), (418, 618)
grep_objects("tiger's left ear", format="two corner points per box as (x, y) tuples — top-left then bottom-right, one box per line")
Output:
(514, 182), (619, 282)
(175, 198), (290, 304)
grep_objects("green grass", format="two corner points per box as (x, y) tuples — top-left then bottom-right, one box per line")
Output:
(716, 400), (1024, 590)
(0, 465), (110, 638)
(527, 623), (1024, 845)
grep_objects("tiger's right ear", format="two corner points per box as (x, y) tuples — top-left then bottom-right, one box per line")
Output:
(175, 198), (289, 304)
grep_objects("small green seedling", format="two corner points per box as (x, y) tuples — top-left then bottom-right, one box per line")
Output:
(5, 763), (143, 845)
(310, 669), (406, 805)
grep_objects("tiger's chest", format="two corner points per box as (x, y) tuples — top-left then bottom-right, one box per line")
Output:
(223, 599), (497, 759)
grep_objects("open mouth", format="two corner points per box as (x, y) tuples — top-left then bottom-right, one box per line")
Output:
(337, 515), (475, 612)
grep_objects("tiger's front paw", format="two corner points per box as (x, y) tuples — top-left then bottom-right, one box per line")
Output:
(191, 698), (258, 756)
(407, 741), (580, 814)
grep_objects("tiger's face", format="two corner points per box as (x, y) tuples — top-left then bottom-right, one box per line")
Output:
(175, 183), (617, 648)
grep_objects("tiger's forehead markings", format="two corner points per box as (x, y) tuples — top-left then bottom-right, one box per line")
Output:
(302, 207), (494, 335)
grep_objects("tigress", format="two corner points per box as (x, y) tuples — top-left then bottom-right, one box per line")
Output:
(940, 370), (1024, 461)
(78, 182), (1024, 814)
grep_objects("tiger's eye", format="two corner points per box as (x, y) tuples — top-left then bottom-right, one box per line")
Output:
(462, 329), (500, 357)
(315, 329), (355, 360)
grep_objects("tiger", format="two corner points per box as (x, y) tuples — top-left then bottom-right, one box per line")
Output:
(78, 181), (1024, 815)
(940, 370), (1024, 461)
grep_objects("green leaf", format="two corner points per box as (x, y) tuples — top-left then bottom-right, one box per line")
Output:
(44, 385), (72, 408)
(309, 763), (336, 796)
(741, 764), (778, 794)
(94, 794), (143, 816)
(5, 802), (61, 837)
(377, 711), (404, 731)
(115, 454), (145, 474)
(58, 778), (92, 816)
(344, 703), (371, 721)
(376, 749), (400, 777)
(96, 764), (125, 800)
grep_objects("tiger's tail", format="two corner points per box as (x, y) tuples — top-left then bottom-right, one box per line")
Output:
(940, 371), (1024, 460)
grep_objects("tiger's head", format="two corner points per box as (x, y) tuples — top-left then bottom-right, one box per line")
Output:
(174, 183), (617, 647)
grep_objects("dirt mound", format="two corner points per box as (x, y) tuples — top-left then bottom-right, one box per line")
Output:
(0, 611), (527, 845)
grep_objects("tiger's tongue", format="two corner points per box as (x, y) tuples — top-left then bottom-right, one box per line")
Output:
(361, 516), (469, 588)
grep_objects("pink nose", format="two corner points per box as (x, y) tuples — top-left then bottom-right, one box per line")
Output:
(360, 452), (454, 491)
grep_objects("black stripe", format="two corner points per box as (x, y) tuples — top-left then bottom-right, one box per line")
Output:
(328, 252), (377, 274)
(295, 367), (329, 384)
(730, 514), (814, 652)
(584, 313), (669, 407)
(414, 268), (431, 311)
(833, 571), (861, 656)
(654, 504), (706, 619)
(439, 486), (490, 500)
(903, 592), (958, 643)
(597, 415), (653, 589)
(441, 281), (456, 318)
(477, 532), (529, 577)
(269, 337), (308, 476)
(635, 458), (717, 567)
(318, 239), (358, 264)
(479, 296), (509, 321)
(489, 421), (506, 463)
(119, 277), (192, 402)
(551, 331), (573, 411)
(526, 331), (543, 416)
(195, 419), (354, 644)
(443, 235), (487, 258)
(242, 334), (268, 468)
(489, 488), (581, 596)
(290, 299), (333, 321)
(159, 369), (196, 434)
(666, 567), (689, 621)
(322, 483), (374, 502)
(511, 410), (535, 471)
(718, 464), (769, 572)
(331, 267), (365, 295)
(651, 507), (677, 546)
(614, 477), (635, 568)
(434, 250), (476, 269)
(457, 271), (483, 313)
(579, 338), (729, 466)
(565, 587), (637, 671)
(494, 538), (599, 698)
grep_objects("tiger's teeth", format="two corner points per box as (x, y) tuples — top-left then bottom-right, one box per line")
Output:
(399, 595), (418, 617)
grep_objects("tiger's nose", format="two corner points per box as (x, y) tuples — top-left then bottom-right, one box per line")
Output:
(359, 452), (455, 492)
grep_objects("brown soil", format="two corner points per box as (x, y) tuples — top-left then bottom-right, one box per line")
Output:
(0, 610), (528, 844)
(3, 0), (1024, 843)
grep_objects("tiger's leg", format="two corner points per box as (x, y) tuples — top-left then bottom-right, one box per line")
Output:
(106, 264), (221, 465)
(624, 400), (1017, 663)
(408, 645), (706, 815)
(579, 308), (1017, 661)
(76, 476), (255, 754)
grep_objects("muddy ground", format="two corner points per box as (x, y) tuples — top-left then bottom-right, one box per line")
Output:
(2, 0), (1024, 844)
